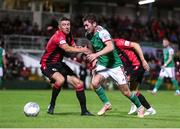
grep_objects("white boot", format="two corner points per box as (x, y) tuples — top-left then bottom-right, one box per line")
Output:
(97, 103), (112, 116)
(128, 103), (137, 115)
(144, 107), (156, 116)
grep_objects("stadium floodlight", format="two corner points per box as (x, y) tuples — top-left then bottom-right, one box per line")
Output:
(138, 0), (155, 5)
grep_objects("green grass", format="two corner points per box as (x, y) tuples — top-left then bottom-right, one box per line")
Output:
(0, 89), (180, 128)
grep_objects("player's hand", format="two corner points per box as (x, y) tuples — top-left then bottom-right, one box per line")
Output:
(92, 59), (97, 68)
(87, 53), (98, 62)
(75, 45), (83, 48)
(161, 65), (165, 69)
(91, 68), (96, 76)
(142, 60), (150, 71)
(80, 47), (92, 54)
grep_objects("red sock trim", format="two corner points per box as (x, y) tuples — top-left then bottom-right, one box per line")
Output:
(53, 82), (61, 89)
(76, 84), (84, 91)
(136, 91), (141, 96)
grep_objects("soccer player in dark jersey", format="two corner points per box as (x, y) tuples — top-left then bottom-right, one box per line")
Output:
(40, 17), (93, 116)
(114, 38), (156, 116)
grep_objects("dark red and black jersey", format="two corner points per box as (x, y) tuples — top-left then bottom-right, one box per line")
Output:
(40, 30), (75, 69)
(113, 38), (141, 68)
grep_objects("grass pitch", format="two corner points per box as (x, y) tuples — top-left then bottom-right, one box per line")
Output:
(0, 89), (180, 128)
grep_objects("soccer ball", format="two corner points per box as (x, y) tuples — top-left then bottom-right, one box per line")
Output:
(23, 102), (40, 117)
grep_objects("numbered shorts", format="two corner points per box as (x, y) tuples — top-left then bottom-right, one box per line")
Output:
(95, 64), (127, 85)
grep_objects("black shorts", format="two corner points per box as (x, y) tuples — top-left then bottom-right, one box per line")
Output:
(125, 65), (145, 84)
(124, 65), (145, 90)
(130, 66), (145, 83)
(41, 62), (77, 82)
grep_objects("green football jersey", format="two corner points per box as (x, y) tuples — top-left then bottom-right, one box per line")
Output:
(90, 26), (122, 68)
(0, 47), (4, 67)
(163, 46), (174, 67)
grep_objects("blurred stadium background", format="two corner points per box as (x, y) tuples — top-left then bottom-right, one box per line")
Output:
(0, 0), (180, 90)
(0, 0), (180, 128)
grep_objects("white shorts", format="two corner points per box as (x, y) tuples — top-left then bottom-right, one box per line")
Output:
(0, 67), (3, 77)
(159, 67), (175, 78)
(95, 65), (127, 85)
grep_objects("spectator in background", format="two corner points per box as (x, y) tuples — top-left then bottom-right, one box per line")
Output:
(43, 0), (52, 12)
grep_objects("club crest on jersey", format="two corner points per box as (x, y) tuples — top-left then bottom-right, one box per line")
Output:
(124, 41), (130, 46)
(102, 33), (110, 41)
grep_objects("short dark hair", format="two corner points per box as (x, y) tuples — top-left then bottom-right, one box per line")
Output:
(58, 17), (70, 23)
(82, 14), (98, 24)
(163, 37), (169, 41)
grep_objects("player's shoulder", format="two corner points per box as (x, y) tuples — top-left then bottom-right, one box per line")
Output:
(168, 46), (174, 51)
(53, 30), (66, 41)
(166, 46), (174, 55)
(54, 30), (65, 38)
(96, 26), (108, 34)
(97, 26), (111, 39)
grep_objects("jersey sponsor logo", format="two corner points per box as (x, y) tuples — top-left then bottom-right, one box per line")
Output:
(124, 41), (130, 46)
(59, 40), (66, 44)
(52, 68), (58, 72)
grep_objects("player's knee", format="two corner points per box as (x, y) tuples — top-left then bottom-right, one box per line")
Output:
(92, 79), (100, 88)
(74, 80), (84, 91)
(75, 83), (84, 91)
(54, 80), (64, 89)
(123, 90), (131, 97)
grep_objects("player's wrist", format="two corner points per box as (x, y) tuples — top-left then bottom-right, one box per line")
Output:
(164, 63), (167, 67)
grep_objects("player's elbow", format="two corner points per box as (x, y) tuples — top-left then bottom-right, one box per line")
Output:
(132, 42), (140, 48)
(107, 42), (114, 51)
(109, 44), (114, 51)
(63, 45), (74, 53)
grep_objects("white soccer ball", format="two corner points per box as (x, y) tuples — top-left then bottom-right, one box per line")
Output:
(23, 102), (40, 117)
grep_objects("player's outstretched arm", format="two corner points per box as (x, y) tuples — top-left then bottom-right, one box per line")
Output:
(87, 40), (114, 62)
(131, 42), (150, 71)
(60, 44), (92, 54)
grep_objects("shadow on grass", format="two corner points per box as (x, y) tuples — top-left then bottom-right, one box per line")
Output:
(103, 110), (180, 122)
(53, 112), (80, 116)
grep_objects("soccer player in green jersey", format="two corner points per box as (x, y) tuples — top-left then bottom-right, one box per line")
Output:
(151, 38), (180, 95)
(0, 41), (7, 88)
(83, 14), (145, 118)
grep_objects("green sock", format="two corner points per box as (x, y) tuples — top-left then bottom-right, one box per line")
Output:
(153, 77), (164, 92)
(171, 79), (179, 90)
(94, 86), (110, 104)
(130, 93), (141, 108)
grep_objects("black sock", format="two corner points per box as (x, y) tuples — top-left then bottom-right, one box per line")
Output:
(50, 87), (61, 107)
(137, 93), (151, 109)
(76, 90), (87, 113)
